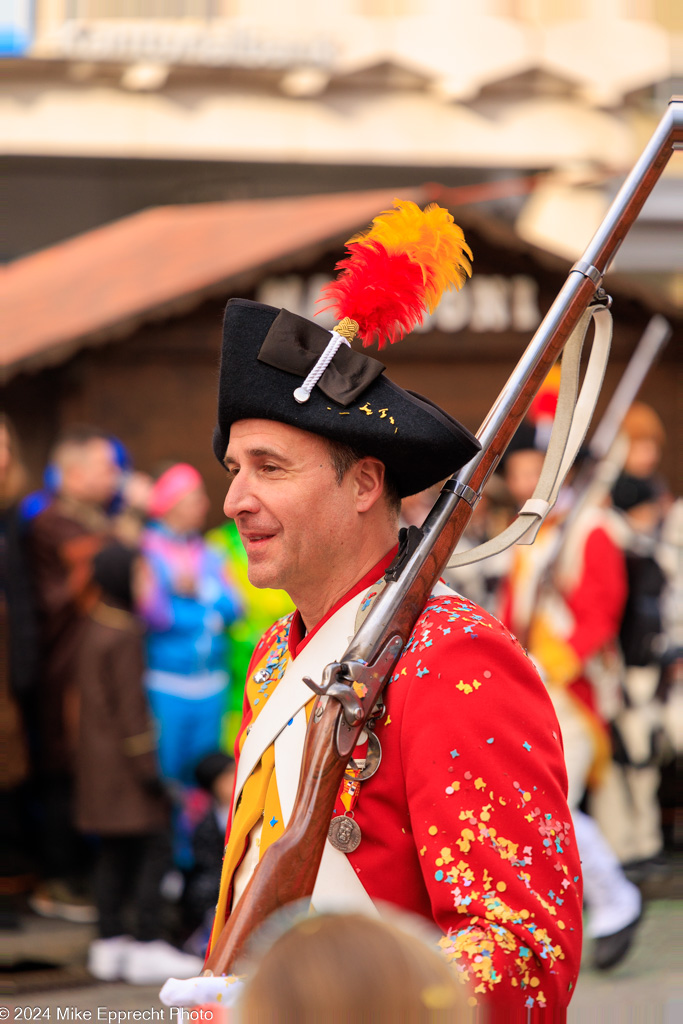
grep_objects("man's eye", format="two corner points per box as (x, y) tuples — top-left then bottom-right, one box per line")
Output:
(262, 464), (280, 474)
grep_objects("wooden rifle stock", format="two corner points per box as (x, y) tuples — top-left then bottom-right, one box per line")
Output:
(206, 700), (344, 972)
(205, 98), (683, 977)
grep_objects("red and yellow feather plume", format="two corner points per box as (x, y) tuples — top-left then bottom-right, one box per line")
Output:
(320, 199), (472, 350)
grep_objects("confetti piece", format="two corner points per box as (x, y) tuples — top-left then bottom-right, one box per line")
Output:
(523, 741), (532, 752)
(487, 737), (494, 744)
(428, 825), (438, 836)
(450, 749), (459, 759)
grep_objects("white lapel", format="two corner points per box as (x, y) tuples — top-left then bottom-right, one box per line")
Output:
(233, 579), (455, 917)
(233, 589), (366, 815)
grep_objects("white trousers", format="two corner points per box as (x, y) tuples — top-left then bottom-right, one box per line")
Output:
(550, 689), (641, 938)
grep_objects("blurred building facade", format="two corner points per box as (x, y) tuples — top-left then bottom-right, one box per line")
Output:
(2, 0), (682, 305)
(2, 1), (681, 514)
(3, 189), (681, 522)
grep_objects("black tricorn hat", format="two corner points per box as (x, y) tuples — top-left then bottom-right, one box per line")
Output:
(213, 298), (480, 498)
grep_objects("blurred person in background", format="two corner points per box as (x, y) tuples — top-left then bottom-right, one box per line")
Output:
(499, 421), (642, 970)
(26, 424), (121, 921)
(401, 478), (516, 613)
(19, 432), (134, 527)
(236, 911), (478, 1023)
(621, 401), (667, 482)
(588, 436), (676, 882)
(0, 416), (39, 923)
(182, 751), (235, 956)
(114, 469), (155, 547)
(137, 464), (241, 866)
(77, 541), (202, 985)
(206, 519), (293, 750)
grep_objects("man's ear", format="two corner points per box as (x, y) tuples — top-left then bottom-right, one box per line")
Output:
(352, 457), (386, 513)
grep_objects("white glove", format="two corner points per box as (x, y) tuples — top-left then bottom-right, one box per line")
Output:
(159, 974), (244, 1008)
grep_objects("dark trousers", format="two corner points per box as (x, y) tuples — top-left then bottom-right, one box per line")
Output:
(95, 832), (170, 941)
(42, 773), (94, 883)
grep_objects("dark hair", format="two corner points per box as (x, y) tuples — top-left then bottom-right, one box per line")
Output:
(92, 542), (138, 610)
(195, 751), (235, 793)
(50, 424), (110, 463)
(325, 438), (401, 517)
(612, 473), (663, 512)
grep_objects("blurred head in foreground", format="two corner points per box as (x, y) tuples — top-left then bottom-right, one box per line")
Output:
(237, 910), (478, 1023)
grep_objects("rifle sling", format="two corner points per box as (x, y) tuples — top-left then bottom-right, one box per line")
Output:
(447, 305), (613, 568)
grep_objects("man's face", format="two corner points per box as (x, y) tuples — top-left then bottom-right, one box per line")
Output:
(61, 438), (121, 507)
(504, 449), (545, 508)
(166, 485), (210, 535)
(223, 419), (360, 598)
(625, 437), (661, 478)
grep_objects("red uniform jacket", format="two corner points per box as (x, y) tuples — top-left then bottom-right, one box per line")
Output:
(222, 558), (583, 1015)
(500, 514), (628, 756)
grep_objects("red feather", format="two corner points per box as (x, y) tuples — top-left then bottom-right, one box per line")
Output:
(319, 243), (425, 350)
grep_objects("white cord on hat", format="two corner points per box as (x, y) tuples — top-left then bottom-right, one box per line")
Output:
(293, 330), (351, 404)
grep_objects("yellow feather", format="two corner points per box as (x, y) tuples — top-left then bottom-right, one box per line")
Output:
(348, 199), (472, 313)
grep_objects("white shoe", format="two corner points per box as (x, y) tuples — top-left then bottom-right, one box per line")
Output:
(121, 940), (204, 986)
(88, 936), (133, 981)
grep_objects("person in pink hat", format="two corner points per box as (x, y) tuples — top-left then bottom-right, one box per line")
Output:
(138, 464), (242, 792)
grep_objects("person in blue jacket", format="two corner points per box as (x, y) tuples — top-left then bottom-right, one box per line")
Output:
(138, 464), (242, 787)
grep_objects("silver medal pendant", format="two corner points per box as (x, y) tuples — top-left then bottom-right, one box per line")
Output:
(328, 815), (362, 853)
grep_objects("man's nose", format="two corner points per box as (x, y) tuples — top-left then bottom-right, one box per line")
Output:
(223, 472), (259, 519)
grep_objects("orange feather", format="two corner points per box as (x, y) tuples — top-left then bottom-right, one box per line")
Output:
(321, 199), (472, 348)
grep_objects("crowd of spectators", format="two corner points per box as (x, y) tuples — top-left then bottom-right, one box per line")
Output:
(0, 418), (290, 984)
(1, 402), (679, 989)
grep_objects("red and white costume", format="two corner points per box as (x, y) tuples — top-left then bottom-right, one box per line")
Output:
(212, 551), (583, 1016)
(500, 507), (641, 944)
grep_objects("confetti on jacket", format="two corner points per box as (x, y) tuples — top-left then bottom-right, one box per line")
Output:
(218, 584), (583, 1015)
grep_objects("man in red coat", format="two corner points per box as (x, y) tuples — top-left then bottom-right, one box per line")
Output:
(499, 423), (642, 971)
(162, 205), (582, 1016)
